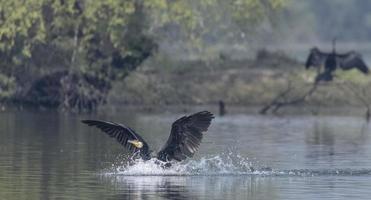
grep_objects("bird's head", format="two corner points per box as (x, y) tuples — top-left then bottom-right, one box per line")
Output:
(128, 140), (144, 148)
(128, 139), (152, 160)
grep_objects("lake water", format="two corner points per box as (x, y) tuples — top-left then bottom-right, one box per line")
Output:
(1, 110), (371, 199)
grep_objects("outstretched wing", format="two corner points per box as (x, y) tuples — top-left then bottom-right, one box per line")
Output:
(81, 120), (149, 153)
(305, 48), (328, 69)
(157, 111), (214, 162)
(337, 52), (369, 74)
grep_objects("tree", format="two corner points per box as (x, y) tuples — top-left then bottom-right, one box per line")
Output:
(0, 0), (286, 111)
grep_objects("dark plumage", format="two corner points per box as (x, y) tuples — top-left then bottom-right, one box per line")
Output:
(337, 51), (369, 74)
(305, 39), (369, 82)
(82, 111), (214, 162)
(305, 47), (327, 69)
(315, 71), (333, 82)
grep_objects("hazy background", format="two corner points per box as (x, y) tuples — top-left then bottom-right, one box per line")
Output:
(158, 0), (371, 61)
(1, 0), (371, 112)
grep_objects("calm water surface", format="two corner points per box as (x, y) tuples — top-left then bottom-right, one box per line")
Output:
(1, 110), (371, 199)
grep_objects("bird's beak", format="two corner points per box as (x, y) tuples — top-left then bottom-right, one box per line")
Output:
(128, 140), (143, 148)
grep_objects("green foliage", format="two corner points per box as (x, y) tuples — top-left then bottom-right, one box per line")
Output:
(0, 0), (45, 53)
(144, 0), (286, 50)
(0, 74), (16, 99)
(0, 0), (286, 110)
(0, 0), (156, 110)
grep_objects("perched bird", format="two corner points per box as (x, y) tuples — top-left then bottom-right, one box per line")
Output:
(305, 39), (369, 82)
(82, 111), (214, 162)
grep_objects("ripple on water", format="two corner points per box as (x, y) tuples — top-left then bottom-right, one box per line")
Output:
(102, 154), (371, 177)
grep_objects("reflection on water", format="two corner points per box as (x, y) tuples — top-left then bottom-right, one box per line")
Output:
(1, 111), (371, 199)
(304, 117), (370, 168)
(100, 175), (277, 200)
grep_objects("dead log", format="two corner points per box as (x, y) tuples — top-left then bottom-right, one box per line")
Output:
(260, 81), (319, 115)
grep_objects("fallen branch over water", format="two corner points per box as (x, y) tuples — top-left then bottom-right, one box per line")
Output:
(259, 81), (319, 114)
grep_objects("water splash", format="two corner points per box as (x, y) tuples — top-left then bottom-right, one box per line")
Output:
(102, 152), (371, 177)
(105, 153), (257, 176)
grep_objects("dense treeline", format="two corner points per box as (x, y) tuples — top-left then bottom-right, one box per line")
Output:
(0, 0), (285, 111)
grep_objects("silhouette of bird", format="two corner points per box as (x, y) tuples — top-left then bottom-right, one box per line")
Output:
(305, 39), (369, 82)
(305, 47), (328, 69)
(82, 111), (214, 162)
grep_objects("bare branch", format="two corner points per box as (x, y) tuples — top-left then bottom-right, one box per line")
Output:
(260, 79), (319, 114)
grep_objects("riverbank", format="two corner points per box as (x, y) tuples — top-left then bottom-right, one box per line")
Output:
(1, 102), (370, 118)
(2, 50), (370, 115)
(98, 104), (371, 118)
(107, 51), (371, 114)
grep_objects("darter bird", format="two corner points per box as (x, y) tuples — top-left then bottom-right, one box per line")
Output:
(305, 39), (369, 82)
(82, 111), (214, 164)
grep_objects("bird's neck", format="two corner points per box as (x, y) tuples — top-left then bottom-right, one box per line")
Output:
(332, 39), (336, 54)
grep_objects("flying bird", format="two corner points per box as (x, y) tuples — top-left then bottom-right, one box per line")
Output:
(82, 111), (214, 163)
(305, 39), (369, 81)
